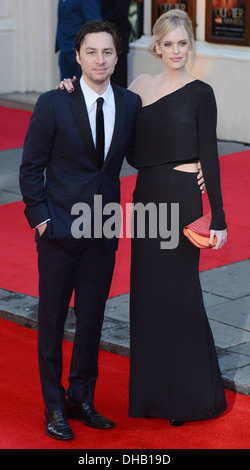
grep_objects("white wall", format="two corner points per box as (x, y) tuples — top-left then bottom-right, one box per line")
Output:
(0, 0), (59, 94)
(193, 43), (250, 144)
(0, 0), (15, 93)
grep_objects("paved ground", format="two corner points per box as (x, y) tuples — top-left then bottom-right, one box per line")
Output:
(1, 93), (250, 397)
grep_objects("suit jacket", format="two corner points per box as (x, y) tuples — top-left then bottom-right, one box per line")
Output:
(19, 81), (141, 252)
(56, 0), (101, 54)
(101, 0), (131, 54)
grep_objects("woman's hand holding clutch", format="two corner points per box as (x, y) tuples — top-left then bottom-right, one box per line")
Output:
(209, 229), (227, 249)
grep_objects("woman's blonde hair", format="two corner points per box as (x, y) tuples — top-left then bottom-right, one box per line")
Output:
(150, 9), (196, 67)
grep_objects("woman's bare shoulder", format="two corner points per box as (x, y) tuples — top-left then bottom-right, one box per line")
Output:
(128, 74), (155, 95)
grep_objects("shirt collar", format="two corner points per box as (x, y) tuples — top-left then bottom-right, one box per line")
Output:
(80, 76), (113, 109)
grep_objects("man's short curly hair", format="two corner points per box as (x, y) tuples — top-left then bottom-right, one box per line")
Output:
(74, 19), (121, 55)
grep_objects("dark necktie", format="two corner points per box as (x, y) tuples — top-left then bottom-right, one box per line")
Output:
(96, 97), (104, 167)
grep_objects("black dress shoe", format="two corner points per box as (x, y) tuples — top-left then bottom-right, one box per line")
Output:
(44, 409), (74, 440)
(65, 398), (114, 429)
(169, 420), (185, 426)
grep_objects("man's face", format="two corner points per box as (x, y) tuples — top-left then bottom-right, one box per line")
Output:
(76, 32), (118, 89)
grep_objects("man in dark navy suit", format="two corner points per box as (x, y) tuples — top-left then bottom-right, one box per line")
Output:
(20, 20), (141, 441)
(56, 0), (101, 79)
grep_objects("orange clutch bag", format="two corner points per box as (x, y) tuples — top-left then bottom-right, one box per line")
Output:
(183, 213), (216, 249)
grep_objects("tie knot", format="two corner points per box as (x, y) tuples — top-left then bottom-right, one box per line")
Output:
(96, 97), (104, 108)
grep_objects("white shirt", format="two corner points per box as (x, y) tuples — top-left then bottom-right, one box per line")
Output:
(80, 76), (115, 158)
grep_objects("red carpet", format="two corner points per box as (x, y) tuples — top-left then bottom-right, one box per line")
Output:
(0, 107), (32, 150)
(0, 151), (250, 299)
(1, 317), (250, 450)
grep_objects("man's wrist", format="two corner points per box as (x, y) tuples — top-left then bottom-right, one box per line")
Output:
(37, 222), (48, 236)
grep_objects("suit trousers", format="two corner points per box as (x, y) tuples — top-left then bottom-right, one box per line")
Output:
(36, 233), (115, 410)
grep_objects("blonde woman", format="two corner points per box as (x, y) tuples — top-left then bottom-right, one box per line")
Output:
(128, 10), (227, 425)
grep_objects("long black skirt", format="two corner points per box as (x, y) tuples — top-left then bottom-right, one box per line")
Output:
(128, 163), (227, 421)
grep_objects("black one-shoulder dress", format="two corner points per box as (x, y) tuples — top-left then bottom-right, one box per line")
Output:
(128, 80), (227, 422)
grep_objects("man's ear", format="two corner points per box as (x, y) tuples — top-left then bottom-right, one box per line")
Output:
(75, 51), (80, 65)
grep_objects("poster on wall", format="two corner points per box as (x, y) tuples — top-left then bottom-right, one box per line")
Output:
(211, 0), (246, 39)
(206, 0), (249, 44)
(151, 0), (196, 36)
(157, 1), (188, 17)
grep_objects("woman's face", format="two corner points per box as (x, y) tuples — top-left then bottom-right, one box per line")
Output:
(156, 24), (191, 71)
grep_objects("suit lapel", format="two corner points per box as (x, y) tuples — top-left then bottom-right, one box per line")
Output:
(101, 85), (127, 171)
(69, 82), (127, 171)
(101, 85), (127, 173)
(69, 81), (98, 165)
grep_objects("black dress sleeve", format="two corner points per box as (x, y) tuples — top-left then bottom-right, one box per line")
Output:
(197, 86), (227, 230)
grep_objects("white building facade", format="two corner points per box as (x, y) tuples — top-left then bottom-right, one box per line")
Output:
(1, 0), (250, 143)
